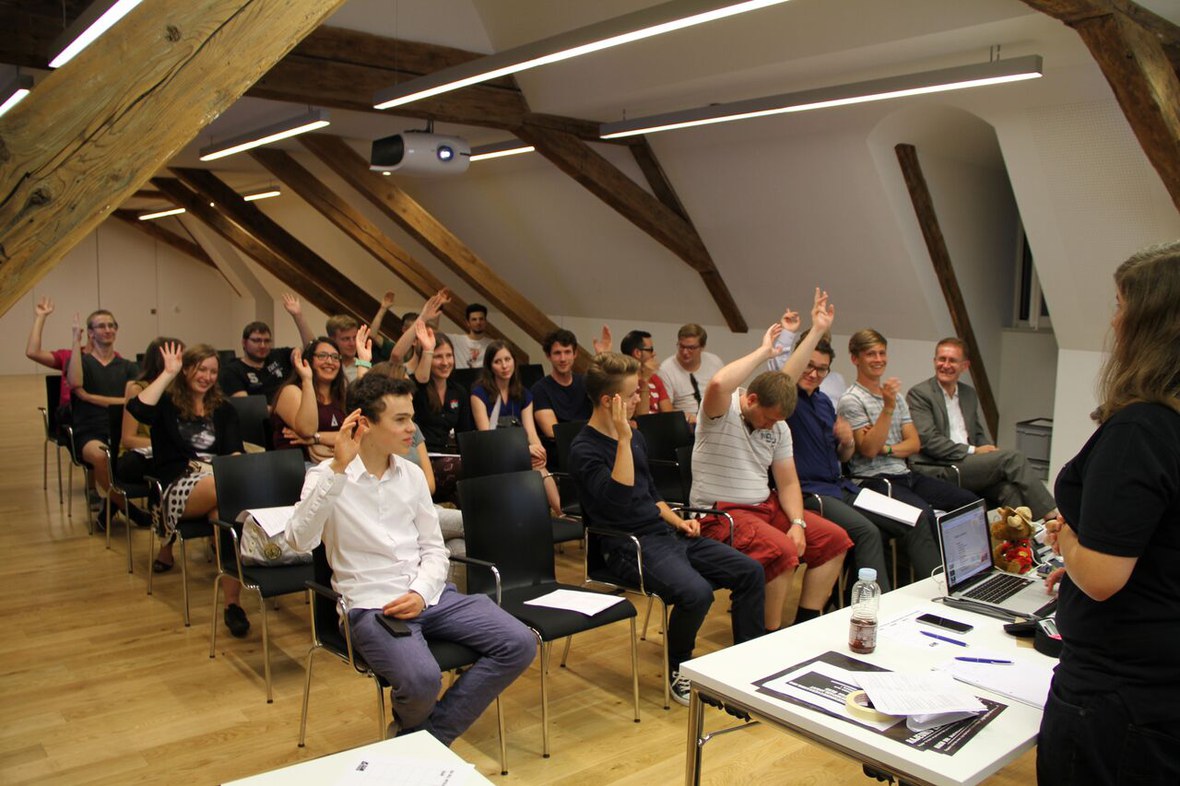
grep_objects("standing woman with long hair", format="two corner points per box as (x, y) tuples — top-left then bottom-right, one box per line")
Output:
(270, 338), (347, 462)
(1037, 241), (1180, 784)
(126, 343), (249, 636)
(470, 340), (562, 514)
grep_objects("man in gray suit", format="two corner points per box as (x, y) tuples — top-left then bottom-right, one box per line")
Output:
(906, 338), (1057, 520)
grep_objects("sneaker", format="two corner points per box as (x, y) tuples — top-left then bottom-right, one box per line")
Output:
(224, 603), (250, 638)
(669, 670), (692, 707)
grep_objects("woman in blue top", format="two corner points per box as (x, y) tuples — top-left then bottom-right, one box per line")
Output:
(1038, 241), (1180, 785)
(470, 340), (561, 514)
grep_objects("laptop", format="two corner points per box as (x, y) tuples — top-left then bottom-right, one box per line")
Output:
(936, 500), (1057, 618)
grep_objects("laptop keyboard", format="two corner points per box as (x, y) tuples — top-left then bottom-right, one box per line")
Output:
(963, 572), (1030, 603)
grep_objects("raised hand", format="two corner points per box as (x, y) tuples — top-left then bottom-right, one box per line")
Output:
(762, 322), (785, 355)
(332, 409), (367, 473)
(610, 393), (632, 442)
(415, 319), (436, 353)
(811, 287), (835, 333)
(780, 307), (800, 333)
(35, 297), (54, 317)
(159, 341), (184, 376)
(356, 324), (373, 363)
(291, 347), (313, 382)
(593, 324), (613, 354)
(421, 288), (451, 322)
(71, 313), (84, 346)
(281, 293), (302, 316)
(881, 377), (901, 409)
(381, 290), (396, 309)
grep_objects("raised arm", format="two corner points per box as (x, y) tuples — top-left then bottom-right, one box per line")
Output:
(412, 322), (434, 385)
(355, 325), (372, 380)
(592, 324), (613, 354)
(780, 288), (834, 383)
(135, 342), (183, 407)
(371, 290), (396, 340)
(66, 314), (85, 389)
(282, 293), (316, 347)
(26, 297), (60, 368)
(701, 323), (783, 419)
(272, 348), (317, 437)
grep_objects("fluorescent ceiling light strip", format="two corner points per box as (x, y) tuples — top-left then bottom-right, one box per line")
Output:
(49, 0), (144, 68)
(0, 74), (33, 117)
(469, 141), (536, 162)
(199, 109), (330, 162)
(601, 55), (1043, 139)
(243, 189), (281, 201)
(138, 207), (186, 221)
(374, 0), (790, 110)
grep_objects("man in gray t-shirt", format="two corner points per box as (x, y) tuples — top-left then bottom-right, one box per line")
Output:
(836, 329), (977, 532)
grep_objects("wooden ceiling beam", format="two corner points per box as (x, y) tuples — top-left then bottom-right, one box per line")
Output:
(515, 124), (748, 332)
(895, 144), (998, 439)
(110, 209), (216, 269)
(171, 166), (405, 340)
(299, 133), (570, 357)
(249, 147), (527, 360)
(153, 176), (352, 322)
(0, 0), (346, 318)
(1023, 1), (1180, 213)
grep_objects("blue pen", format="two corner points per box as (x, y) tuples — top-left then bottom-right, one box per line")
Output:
(955, 656), (1013, 664)
(920, 630), (967, 646)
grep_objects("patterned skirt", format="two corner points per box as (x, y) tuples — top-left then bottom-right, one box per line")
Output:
(160, 465), (212, 537)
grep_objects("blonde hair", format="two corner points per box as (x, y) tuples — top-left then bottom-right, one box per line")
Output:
(585, 352), (640, 404)
(1097, 241), (1180, 422)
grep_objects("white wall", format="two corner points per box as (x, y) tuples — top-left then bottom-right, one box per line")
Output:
(1049, 349), (1105, 481)
(996, 328), (1058, 450)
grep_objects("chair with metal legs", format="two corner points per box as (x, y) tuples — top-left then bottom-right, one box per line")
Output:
(208, 450), (311, 703)
(100, 404), (151, 572)
(37, 374), (69, 505)
(298, 546), (509, 774)
(459, 470), (640, 759)
(145, 474), (213, 626)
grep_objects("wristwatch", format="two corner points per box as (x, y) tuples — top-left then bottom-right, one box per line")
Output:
(313, 432), (321, 445)
(791, 517), (807, 530)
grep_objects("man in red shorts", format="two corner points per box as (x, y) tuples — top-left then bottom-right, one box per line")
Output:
(690, 292), (850, 631)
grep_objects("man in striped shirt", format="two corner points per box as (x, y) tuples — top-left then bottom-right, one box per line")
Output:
(691, 292), (851, 631)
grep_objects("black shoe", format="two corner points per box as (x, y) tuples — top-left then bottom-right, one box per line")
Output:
(669, 670), (692, 707)
(224, 603), (250, 638)
(127, 502), (153, 529)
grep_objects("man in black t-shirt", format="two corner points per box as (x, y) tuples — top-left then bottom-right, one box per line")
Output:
(221, 294), (315, 404)
(531, 326), (611, 467)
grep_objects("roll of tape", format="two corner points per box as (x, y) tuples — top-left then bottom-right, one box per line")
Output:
(845, 690), (896, 723)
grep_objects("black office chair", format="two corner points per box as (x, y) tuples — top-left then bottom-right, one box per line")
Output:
(450, 367), (482, 396)
(519, 363), (546, 390)
(298, 545), (508, 774)
(459, 470), (639, 759)
(458, 429), (581, 546)
(636, 412), (694, 504)
(100, 404), (151, 572)
(145, 476), (214, 627)
(227, 395), (270, 451)
(209, 451), (313, 702)
(37, 374), (69, 504)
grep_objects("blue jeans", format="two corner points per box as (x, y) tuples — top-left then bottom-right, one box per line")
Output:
(604, 531), (764, 671)
(348, 586), (535, 745)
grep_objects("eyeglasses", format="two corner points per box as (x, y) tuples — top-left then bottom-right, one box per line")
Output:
(804, 362), (831, 377)
(313, 352), (342, 362)
(678, 342), (702, 352)
(640, 345), (655, 354)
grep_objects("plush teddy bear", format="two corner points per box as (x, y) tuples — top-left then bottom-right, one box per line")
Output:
(990, 506), (1036, 574)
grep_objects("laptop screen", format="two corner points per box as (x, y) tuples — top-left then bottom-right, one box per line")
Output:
(937, 501), (993, 592)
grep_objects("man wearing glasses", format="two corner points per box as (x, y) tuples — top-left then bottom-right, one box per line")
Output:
(658, 323), (724, 426)
(906, 338), (1057, 520)
(620, 330), (675, 415)
(784, 324), (941, 594)
(221, 293), (315, 402)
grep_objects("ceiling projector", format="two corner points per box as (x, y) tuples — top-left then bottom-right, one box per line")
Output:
(370, 131), (471, 175)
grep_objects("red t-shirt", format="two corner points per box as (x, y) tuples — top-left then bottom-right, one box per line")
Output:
(645, 374), (670, 414)
(50, 349), (73, 407)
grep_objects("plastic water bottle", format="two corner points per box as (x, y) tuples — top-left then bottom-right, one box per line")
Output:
(848, 568), (881, 654)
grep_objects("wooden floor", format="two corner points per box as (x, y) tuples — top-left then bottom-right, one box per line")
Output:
(0, 374), (1036, 785)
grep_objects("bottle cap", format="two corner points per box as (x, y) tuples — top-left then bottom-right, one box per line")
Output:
(857, 568), (877, 582)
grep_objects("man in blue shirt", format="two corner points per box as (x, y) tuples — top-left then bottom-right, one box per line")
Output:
(786, 328), (941, 593)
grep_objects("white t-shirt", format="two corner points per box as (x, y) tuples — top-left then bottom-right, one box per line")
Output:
(659, 352), (724, 416)
(690, 389), (793, 507)
(449, 334), (493, 369)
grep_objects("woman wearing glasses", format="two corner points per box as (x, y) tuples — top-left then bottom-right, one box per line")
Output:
(270, 338), (348, 462)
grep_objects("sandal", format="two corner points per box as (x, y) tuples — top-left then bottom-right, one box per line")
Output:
(152, 559), (174, 574)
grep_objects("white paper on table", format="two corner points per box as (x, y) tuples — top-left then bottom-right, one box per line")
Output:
(856, 671), (986, 717)
(758, 661), (901, 731)
(852, 487), (923, 526)
(878, 609), (972, 652)
(522, 588), (627, 616)
(937, 653), (1052, 710)
(247, 505), (297, 537)
(333, 754), (473, 786)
